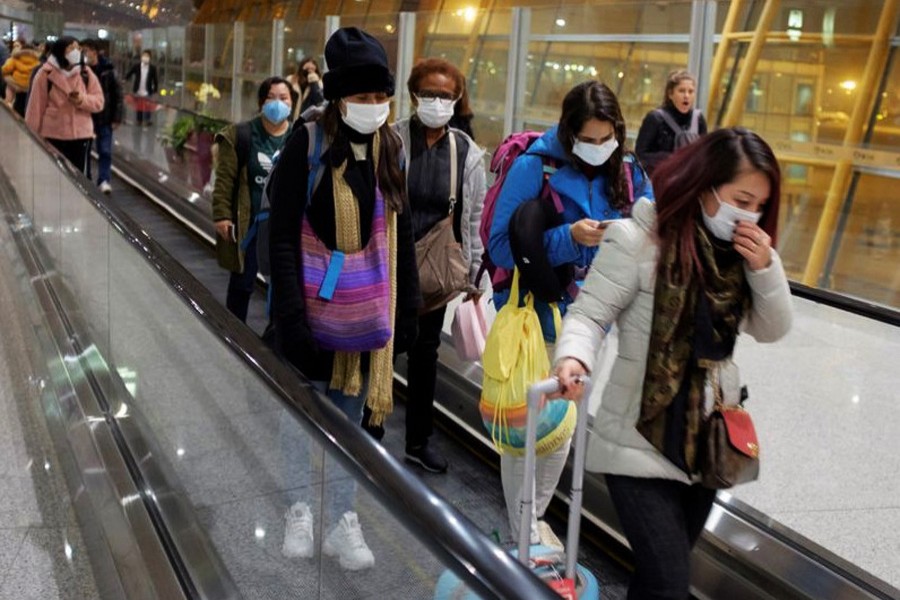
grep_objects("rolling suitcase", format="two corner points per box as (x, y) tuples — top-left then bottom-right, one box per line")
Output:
(434, 376), (600, 600)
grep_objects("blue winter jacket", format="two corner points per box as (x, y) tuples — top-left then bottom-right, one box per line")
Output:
(488, 126), (654, 341)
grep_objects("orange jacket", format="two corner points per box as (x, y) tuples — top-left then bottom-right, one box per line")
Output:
(1, 48), (40, 91)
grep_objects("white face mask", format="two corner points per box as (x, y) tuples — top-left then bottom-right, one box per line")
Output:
(702, 187), (762, 241)
(572, 138), (618, 166)
(66, 49), (82, 67)
(415, 96), (457, 129)
(341, 100), (391, 135)
(141, 56), (150, 65)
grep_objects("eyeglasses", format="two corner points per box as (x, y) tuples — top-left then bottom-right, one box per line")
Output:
(415, 91), (458, 103)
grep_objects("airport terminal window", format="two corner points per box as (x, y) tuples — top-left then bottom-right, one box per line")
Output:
(417, 4), (512, 36)
(775, 163), (833, 279)
(282, 20), (327, 79)
(529, 3), (692, 36)
(523, 42), (689, 139)
(871, 47), (900, 152)
(827, 172), (900, 307)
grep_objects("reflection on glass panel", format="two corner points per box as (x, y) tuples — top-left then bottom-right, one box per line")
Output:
(719, 41), (869, 146)
(159, 27), (185, 106)
(530, 3), (692, 36)
(283, 19), (326, 79)
(418, 4), (512, 37)
(871, 48), (900, 153)
(240, 24), (276, 121)
(204, 23), (234, 120)
(827, 173), (900, 308)
(104, 228), (460, 599)
(185, 24), (207, 112)
(775, 162), (831, 280)
(523, 41), (689, 143)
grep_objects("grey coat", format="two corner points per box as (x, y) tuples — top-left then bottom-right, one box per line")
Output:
(394, 118), (487, 288)
(554, 197), (793, 483)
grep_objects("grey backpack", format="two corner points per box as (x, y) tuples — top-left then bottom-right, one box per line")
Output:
(656, 108), (700, 149)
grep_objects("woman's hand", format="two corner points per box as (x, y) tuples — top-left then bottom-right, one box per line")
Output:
(550, 358), (589, 401)
(67, 90), (83, 107)
(733, 220), (772, 271)
(570, 218), (608, 247)
(464, 290), (482, 303)
(215, 219), (234, 241)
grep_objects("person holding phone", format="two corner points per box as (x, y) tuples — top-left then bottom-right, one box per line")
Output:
(212, 76), (297, 323)
(25, 37), (104, 174)
(487, 80), (653, 549)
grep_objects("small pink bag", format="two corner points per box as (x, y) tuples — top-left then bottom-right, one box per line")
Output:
(451, 298), (488, 362)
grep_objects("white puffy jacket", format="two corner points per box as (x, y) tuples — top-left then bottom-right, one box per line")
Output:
(554, 197), (793, 483)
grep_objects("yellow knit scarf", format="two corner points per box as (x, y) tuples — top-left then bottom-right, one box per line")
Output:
(329, 131), (397, 426)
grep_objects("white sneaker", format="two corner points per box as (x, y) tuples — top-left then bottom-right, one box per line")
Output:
(282, 501), (314, 558)
(537, 520), (564, 551)
(323, 511), (374, 570)
(99, 181), (112, 194)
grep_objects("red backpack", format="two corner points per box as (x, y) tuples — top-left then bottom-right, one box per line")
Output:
(478, 131), (562, 292)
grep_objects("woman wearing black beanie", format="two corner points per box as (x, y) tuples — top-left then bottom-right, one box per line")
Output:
(269, 27), (420, 571)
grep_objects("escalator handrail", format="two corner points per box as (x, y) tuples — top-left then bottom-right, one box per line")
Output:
(3, 103), (559, 600)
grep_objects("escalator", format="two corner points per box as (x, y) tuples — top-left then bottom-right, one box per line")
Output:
(2, 102), (898, 600)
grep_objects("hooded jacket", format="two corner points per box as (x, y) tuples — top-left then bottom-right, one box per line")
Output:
(88, 55), (124, 128)
(2, 47), (41, 92)
(394, 117), (487, 288)
(25, 57), (104, 141)
(488, 125), (654, 338)
(555, 197), (793, 483)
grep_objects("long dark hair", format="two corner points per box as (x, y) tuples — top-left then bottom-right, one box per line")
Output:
(321, 102), (406, 214)
(653, 127), (782, 282)
(295, 57), (320, 92)
(557, 80), (631, 213)
(50, 36), (79, 69)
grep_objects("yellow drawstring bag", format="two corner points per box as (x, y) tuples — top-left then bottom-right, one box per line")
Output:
(479, 269), (576, 456)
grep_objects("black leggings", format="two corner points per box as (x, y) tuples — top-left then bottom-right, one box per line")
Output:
(606, 475), (716, 600)
(46, 138), (90, 175)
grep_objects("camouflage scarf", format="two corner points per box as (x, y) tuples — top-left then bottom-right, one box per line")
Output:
(637, 224), (749, 473)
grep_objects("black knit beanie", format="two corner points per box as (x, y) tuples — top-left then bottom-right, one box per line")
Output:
(322, 27), (395, 101)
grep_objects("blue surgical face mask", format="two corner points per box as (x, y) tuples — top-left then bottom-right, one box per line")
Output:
(702, 187), (762, 241)
(262, 99), (291, 125)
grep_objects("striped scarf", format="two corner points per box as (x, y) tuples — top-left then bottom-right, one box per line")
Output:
(329, 132), (398, 426)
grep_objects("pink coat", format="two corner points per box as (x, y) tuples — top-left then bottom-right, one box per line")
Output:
(25, 60), (104, 141)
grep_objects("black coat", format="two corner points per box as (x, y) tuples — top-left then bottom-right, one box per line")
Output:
(635, 105), (708, 175)
(268, 123), (421, 380)
(125, 62), (158, 96)
(89, 56), (124, 127)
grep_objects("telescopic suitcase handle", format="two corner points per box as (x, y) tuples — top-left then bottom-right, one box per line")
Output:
(518, 375), (592, 581)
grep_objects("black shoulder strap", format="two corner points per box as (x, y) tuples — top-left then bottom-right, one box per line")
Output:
(234, 121), (252, 175)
